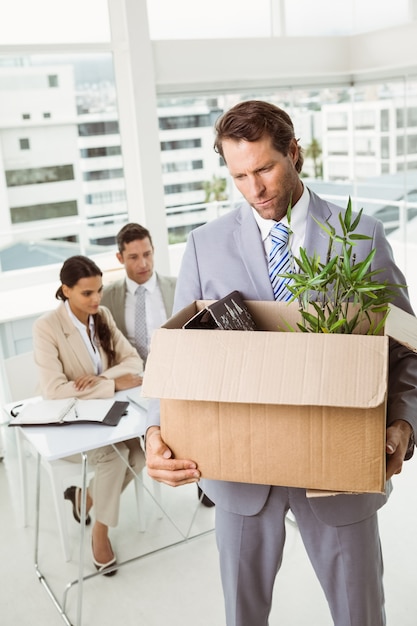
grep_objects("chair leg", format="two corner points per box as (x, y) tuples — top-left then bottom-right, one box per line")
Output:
(133, 471), (164, 531)
(152, 480), (163, 520)
(134, 473), (146, 532)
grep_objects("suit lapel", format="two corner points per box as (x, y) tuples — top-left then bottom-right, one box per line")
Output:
(157, 273), (175, 318)
(303, 189), (333, 261)
(110, 281), (128, 335)
(234, 204), (275, 301)
(56, 303), (97, 372)
(227, 194), (339, 302)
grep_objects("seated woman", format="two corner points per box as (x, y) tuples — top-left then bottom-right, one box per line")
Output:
(33, 255), (145, 576)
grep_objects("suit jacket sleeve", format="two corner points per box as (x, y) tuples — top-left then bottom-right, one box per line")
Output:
(365, 216), (417, 453)
(306, 194), (417, 452)
(157, 273), (177, 318)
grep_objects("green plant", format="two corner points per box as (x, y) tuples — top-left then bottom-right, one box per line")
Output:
(202, 175), (228, 203)
(281, 198), (405, 334)
(305, 137), (323, 179)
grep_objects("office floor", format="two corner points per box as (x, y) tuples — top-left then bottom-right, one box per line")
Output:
(0, 422), (416, 626)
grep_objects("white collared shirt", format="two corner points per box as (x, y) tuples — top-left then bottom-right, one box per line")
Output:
(252, 184), (310, 259)
(64, 299), (103, 374)
(124, 273), (167, 351)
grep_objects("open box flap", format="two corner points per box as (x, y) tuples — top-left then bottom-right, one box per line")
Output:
(384, 303), (417, 352)
(143, 328), (388, 408)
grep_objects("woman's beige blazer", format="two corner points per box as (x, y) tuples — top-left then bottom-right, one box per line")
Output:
(33, 303), (142, 399)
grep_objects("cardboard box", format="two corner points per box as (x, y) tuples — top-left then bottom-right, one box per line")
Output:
(142, 300), (417, 494)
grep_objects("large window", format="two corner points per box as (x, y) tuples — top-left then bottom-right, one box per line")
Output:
(6, 164), (74, 187)
(2, 0), (417, 413)
(3, 66), (417, 273)
(11, 200), (78, 224)
(1, 1), (417, 292)
(0, 52), (127, 274)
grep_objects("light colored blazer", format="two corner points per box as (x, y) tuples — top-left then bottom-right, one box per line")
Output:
(157, 188), (417, 526)
(101, 272), (177, 337)
(33, 303), (142, 400)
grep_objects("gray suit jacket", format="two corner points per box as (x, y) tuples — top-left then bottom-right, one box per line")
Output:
(101, 272), (177, 336)
(152, 190), (417, 526)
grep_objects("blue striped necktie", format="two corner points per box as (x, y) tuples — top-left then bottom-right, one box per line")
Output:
(135, 285), (148, 365)
(268, 222), (294, 301)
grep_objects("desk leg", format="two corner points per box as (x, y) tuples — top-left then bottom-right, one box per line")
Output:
(32, 449), (140, 626)
(33, 452), (72, 626)
(76, 452), (88, 626)
(60, 451), (88, 626)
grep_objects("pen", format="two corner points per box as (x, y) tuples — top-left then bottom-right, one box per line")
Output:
(11, 403), (23, 418)
(59, 398), (77, 423)
(74, 400), (79, 419)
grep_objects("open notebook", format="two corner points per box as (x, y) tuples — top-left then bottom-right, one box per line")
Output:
(8, 398), (129, 427)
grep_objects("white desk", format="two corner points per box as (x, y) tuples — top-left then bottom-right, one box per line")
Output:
(7, 390), (211, 626)
(15, 395), (147, 461)
(9, 391), (147, 626)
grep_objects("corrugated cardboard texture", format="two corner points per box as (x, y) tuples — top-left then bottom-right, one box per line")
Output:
(161, 399), (386, 493)
(146, 330), (388, 408)
(141, 298), (417, 493)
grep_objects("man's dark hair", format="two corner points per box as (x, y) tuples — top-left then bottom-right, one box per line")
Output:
(116, 223), (153, 253)
(214, 100), (304, 173)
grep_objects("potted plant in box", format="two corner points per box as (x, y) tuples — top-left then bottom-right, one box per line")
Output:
(281, 197), (405, 334)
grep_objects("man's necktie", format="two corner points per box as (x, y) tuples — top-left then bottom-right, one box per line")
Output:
(268, 222), (294, 301)
(134, 285), (148, 365)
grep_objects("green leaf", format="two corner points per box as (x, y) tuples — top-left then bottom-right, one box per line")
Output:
(329, 318), (348, 332)
(339, 211), (348, 237)
(344, 196), (352, 231)
(286, 199), (402, 334)
(350, 206), (363, 232)
(371, 311), (390, 336)
(350, 233), (372, 241)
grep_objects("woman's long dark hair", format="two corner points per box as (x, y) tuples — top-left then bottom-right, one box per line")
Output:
(56, 255), (116, 366)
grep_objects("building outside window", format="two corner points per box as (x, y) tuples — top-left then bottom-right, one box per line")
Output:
(3, 62), (417, 272)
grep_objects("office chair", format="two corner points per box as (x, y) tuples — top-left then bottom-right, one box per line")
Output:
(3, 351), (160, 562)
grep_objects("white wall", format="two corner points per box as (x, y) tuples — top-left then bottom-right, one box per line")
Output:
(151, 23), (417, 95)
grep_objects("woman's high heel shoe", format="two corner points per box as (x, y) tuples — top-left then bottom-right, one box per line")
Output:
(92, 542), (117, 577)
(64, 486), (91, 525)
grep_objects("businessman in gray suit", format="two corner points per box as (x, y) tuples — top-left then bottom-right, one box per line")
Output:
(103, 222), (214, 507)
(101, 222), (176, 364)
(145, 101), (417, 626)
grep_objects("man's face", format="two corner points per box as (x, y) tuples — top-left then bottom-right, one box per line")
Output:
(117, 237), (154, 284)
(222, 135), (303, 222)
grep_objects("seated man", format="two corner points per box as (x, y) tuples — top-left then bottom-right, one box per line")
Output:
(102, 222), (214, 507)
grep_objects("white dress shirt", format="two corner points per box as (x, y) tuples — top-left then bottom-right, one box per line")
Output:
(252, 184), (310, 259)
(64, 299), (103, 374)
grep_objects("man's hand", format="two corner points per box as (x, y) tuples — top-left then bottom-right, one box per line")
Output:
(145, 426), (200, 487)
(114, 373), (143, 390)
(386, 419), (413, 480)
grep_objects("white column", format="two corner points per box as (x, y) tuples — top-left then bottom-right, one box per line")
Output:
(0, 140), (11, 254)
(107, 0), (170, 273)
